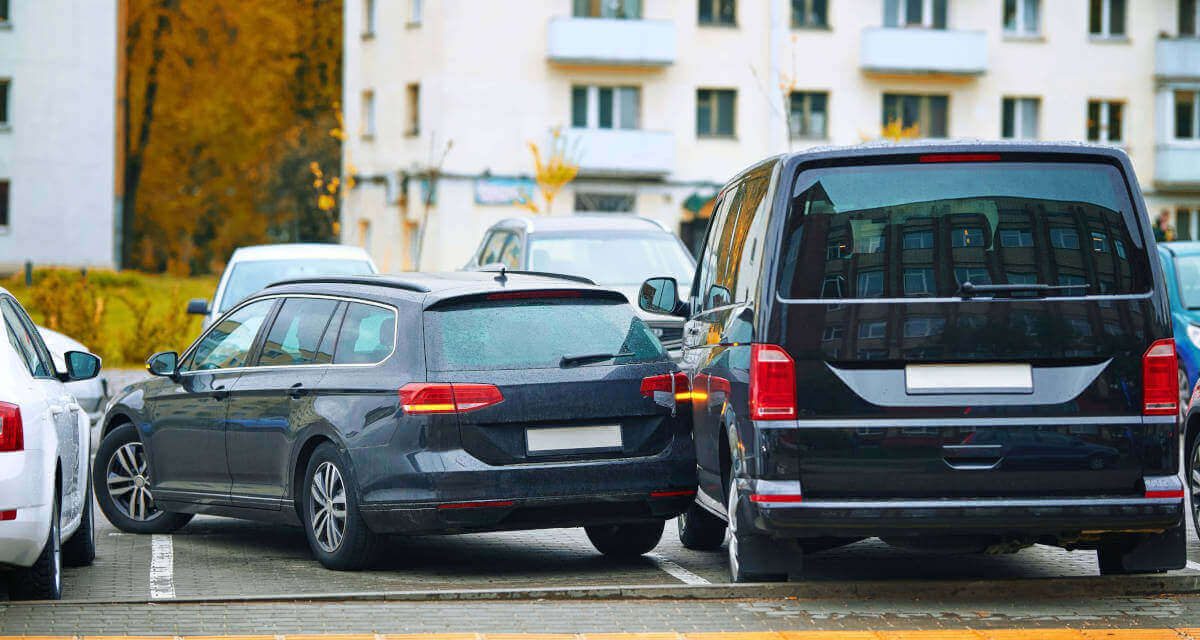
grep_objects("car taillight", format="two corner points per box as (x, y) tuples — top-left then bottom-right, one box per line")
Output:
(0, 402), (23, 452)
(399, 383), (504, 414)
(641, 372), (690, 408)
(1142, 339), (1178, 416)
(750, 344), (796, 420)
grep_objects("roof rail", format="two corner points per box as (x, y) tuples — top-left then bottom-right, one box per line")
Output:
(476, 264), (596, 285)
(267, 275), (431, 293)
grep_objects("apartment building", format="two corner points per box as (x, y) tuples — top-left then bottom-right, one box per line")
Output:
(0, 0), (118, 271)
(342, 0), (1200, 272)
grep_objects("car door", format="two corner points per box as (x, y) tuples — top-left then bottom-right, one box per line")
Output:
(225, 296), (342, 509)
(144, 298), (277, 505)
(0, 297), (83, 524)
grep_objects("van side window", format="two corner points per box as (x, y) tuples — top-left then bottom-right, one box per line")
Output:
(333, 303), (397, 365)
(698, 187), (738, 311)
(717, 169), (772, 305)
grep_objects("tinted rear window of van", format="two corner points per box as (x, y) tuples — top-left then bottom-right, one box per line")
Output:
(778, 162), (1151, 300)
(424, 298), (667, 371)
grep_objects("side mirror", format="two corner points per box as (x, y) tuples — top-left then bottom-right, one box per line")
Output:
(62, 351), (101, 382)
(186, 299), (210, 315)
(639, 277), (686, 317)
(147, 351), (179, 378)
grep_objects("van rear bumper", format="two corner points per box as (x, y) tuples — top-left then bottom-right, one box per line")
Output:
(739, 480), (1185, 539)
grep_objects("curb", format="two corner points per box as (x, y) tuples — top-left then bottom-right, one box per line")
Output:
(13, 572), (1200, 606)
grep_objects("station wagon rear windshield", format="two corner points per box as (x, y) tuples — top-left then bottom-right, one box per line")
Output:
(777, 161), (1151, 300)
(424, 298), (667, 371)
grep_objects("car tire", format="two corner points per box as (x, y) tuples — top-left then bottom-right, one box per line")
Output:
(62, 478), (96, 567)
(302, 442), (378, 571)
(727, 477), (788, 583)
(94, 424), (193, 534)
(1188, 435), (1200, 542)
(677, 501), (726, 551)
(10, 492), (63, 600)
(585, 521), (666, 558)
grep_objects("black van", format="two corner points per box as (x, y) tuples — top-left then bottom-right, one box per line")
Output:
(638, 143), (1186, 581)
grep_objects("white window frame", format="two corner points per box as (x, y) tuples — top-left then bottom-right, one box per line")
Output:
(1089, 99), (1124, 144)
(1002, 97), (1040, 140)
(1091, 0), (1126, 38)
(573, 86), (640, 130)
(888, 0), (944, 28)
(788, 91), (828, 139)
(1175, 89), (1200, 140)
(361, 90), (376, 139)
(1003, 0), (1040, 36)
(0, 78), (9, 128)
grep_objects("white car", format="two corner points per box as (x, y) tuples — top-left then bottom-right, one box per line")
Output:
(188, 244), (378, 328)
(0, 289), (100, 600)
(37, 327), (108, 424)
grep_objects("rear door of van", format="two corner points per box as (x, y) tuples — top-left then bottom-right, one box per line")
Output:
(769, 152), (1175, 499)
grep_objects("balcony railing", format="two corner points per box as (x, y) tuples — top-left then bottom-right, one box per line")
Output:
(546, 17), (676, 67)
(1156, 38), (1200, 80)
(1157, 144), (1200, 189)
(860, 28), (988, 76)
(564, 128), (675, 177)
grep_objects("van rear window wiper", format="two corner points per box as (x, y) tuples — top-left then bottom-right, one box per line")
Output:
(957, 281), (1091, 299)
(559, 351), (634, 367)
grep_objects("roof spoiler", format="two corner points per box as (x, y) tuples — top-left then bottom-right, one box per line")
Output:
(477, 264), (596, 285)
(267, 275), (431, 293)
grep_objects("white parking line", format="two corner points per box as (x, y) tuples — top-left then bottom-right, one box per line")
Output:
(646, 552), (711, 585)
(149, 534), (175, 599)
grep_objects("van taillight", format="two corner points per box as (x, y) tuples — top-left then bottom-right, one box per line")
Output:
(0, 402), (23, 452)
(749, 344), (797, 420)
(399, 383), (504, 414)
(1142, 339), (1178, 416)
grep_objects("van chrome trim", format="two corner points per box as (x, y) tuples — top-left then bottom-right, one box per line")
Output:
(757, 415), (1175, 428)
(774, 291), (1154, 305)
(758, 497), (1184, 509)
(178, 293), (399, 376)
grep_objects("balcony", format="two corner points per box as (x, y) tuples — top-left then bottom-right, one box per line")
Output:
(860, 28), (988, 76)
(546, 17), (676, 67)
(564, 128), (675, 177)
(1156, 38), (1200, 80)
(1156, 144), (1200, 189)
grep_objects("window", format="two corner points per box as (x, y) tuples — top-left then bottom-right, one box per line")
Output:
(479, 231), (521, 269)
(792, 0), (828, 28)
(575, 0), (642, 19)
(2, 299), (54, 379)
(575, 192), (635, 213)
(822, 325), (843, 341)
(1002, 97), (1039, 140)
(0, 180), (8, 229)
(1003, 0), (1039, 35)
(951, 227), (984, 248)
(882, 94), (948, 138)
(409, 0), (423, 25)
(0, 0), (8, 23)
(1091, 231), (1109, 253)
(1089, 0), (1126, 37)
(826, 240), (849, 259)
(858, 320), (886, 339)
(406, 83), (420, 136)
(1182, 0), (1197, 36)
(361, 90), (376, 138)
(954, 267), (991, 286)
(1087, 100), (1123, 143)
(857, 270), (884, 297)
(1000, 228), (1034, 247)
(1050, 227), (1080, 250)
(334, 302), (397, 365)
(571, 86), (640, 130)
(185, 299), (276, 371)
(1176, 90), (1199, 140)
(884, 0), (947, 29)
(789, 91), (828, 139)
(0, 79), (9, 126)
(820, 275), (845, 298)
(903, 230), (933, 249)
(362, 0), (375, 36)
(258, 298), (340, 367)
(903, 268), (935, 296)
(477, 232), (511, 266)
(904, 317), (946, 338)
(697, 89), (736, 137)
(698, 0), (736, 25)
(855, 233), (885, 254)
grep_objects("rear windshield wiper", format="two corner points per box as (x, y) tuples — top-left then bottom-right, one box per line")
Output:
(958, 281), (1091, 299)
(559, 351), (634, 367)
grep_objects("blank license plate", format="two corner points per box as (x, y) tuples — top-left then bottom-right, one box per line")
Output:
(905, 363), (1033, 395)
(526, 425), (623, 454)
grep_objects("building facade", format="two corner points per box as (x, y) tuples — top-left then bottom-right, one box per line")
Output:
(342, 0), (1200, 272)
(0, 0), (118, 271)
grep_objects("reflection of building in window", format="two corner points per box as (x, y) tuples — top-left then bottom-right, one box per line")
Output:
(903, 316), (946, 338)
(951, 227), (984, 248)
(1091, 231), (1109, 253)
(1068, 317), (1093, 337)
(903, 268), (934, 295)
(1006, 271), (1037, 285)
(954, 267), (990, 285)
(1000, 229), (1033, 247)
(855, 234), (884, 254)
(858, 320), (886, 339)
(821, 274), (845, 298)
(825, 239), (849, 260)
(1050, 227), (1080, 249)
(857, 270), (884, 297)
(821, 325), (843, 341)
(903, 230), (933, 249)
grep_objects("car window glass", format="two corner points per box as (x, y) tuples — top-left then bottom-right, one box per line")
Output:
(498, 234), (522, 269)
(478, 232), (510, 266)
(711, 180), (752, 307)
(316, 302), (346, 363)
(733, 171), (773, 304)
(333, 302), (396, 365)
(1, 299), (54, 378)
(700, 186), (738, 311)
(184, 299), (276, 371)
(257, 298), (340, 366)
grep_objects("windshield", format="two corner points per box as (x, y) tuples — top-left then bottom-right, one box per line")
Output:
(424, 298), (667, 371)
(218, 259), (375, 312)
(1176, 256), (1200, 308)
(528, 232), (695, 286)
(778, 162), (1151, 300)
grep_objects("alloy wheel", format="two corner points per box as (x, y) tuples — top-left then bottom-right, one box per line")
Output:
(309, 461), (348, 553)
(1191, 440), (1200, 527)
(106, 442), (161, 521)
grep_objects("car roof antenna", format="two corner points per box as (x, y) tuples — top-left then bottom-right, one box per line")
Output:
(493, 265), (508, 285)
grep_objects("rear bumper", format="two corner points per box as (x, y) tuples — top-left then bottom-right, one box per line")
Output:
(737, 479), (1185, 539)
(0, 450), (51, 568)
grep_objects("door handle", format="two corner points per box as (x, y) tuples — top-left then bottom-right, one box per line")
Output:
(288, 383), (308, 399)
